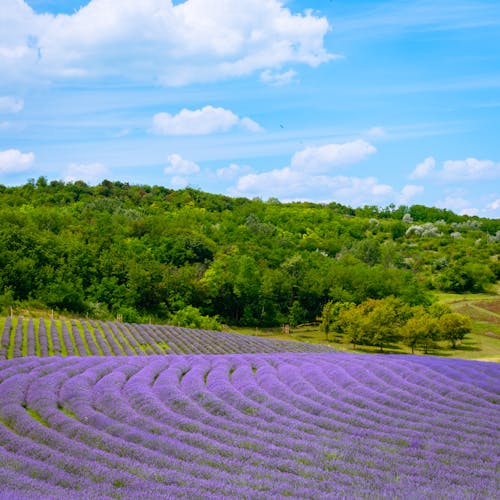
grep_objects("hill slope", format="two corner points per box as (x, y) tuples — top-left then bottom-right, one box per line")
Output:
(1, 182), (498, 326)
(0, 316), (334, 359)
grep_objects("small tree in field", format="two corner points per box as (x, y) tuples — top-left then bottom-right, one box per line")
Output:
(339, 306), (368, 349)
(401, 312), (440, 354)
(338, 297), (409, 351)
(439, 313), (472, 348)
(319, 301), (354, 341)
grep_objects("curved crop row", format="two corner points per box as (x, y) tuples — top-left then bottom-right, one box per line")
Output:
(0, 353), (498, 499)
(0, 317), (333, 359)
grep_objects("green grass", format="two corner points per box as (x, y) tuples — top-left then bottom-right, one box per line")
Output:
(1, 291), (499, 362)
(55, 321), (67, 356)
(21, 318), (28, 357)
(33, 319), (41, 356)
(84, 319), (104, 356)
(0, 316), (6, 350)
(229, 292), (500, 362)
(23, 405), (49, 427)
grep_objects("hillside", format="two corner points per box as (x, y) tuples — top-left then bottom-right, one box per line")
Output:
(0, 181), (498, 327)
(0, 316), (333, 359)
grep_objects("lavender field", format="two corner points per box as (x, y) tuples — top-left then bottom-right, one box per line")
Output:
(0, 316), (332, 358)
(0, 351), (498, 499)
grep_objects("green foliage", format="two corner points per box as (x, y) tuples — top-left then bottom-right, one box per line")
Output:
(439, 313), (472, 348)
(436, 262), (495, 293)
(336, 297), (411, 351)
(319, 301), (355, 341)
(0, 181), (496, 327)
(169, 306), (222, 331)
(401, 311), (441, 354)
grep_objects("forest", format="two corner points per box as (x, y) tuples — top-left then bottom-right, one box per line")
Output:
(0, 178), (498, 329)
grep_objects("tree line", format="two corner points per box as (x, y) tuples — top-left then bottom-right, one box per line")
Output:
(320, 297), (472, 353)
(0, 178), (498, 326)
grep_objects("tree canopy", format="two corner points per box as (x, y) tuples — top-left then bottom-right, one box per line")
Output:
(0, 179), (498, 326)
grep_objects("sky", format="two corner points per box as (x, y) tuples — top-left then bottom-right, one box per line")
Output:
(1, 0), (499, 217)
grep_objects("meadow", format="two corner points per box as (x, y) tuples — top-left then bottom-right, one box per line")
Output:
(232, 293), (500, 362)
(0, 320), (498, 499)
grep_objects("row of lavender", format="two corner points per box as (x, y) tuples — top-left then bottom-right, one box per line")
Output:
(0, 353), (498, 499)
(0, 317), (333, 359)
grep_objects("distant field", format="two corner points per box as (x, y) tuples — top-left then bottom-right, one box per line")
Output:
(0, 317), (334, 360)
(231, 294), (500, 362)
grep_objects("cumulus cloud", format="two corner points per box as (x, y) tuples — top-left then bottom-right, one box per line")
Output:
(164, 154), (200, 188)
(488, 198), (500, 211)
(64, 162), (108, 184)
(290, 140), (376, 174)
(228, 140), (392, 206)
(260, 69), (297, 86)
(164, 154), (200, 176)
(436, 196), (479, 216)
(0, 96), (24, 113)
(1, 0), (334, 86)
(0, 148), (34, 173)
(410, 156), (436, 179)
(397, 184), (424, 204)
(216, 163), (252, 180)
(441, 158), (499, 181)
(231, 169), (393, 206)
(410, 156), (499, 181)
(152, 106), (262, 135)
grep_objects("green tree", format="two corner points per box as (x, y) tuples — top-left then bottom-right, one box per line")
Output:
(401, 312), (440, 354)
(319, 301), (355, 341)
(439, 313), (472, 348)
(169, 306), (221, 331)
(338, 297), (410, 351)
(339, 305), (368, 349)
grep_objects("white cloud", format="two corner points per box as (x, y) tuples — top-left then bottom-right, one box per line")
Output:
(1, 0), (334, 86)
(441, 158), (499, 181)
(488, 198), (500, 211)
(366, 126), (387, 138)
(164, 154), (200, 176)
(216, 163), (252, 181)
(231, 168), (393, 206)
(0, 149), (34, 173)
(410, 156), (436, 179)
(410, 156), (500, 181)
(170, 176), (190, 189)
(239, 117), (263, 133)
(436, 196), (479, 216)
(164, 154), (200, 188)
(64, 162), (108, 184)
(290, 140), (376, 174)
(112, 128), (131, 138)
(0, 96), (24, 113)
(152, 106), (262, 135)
(397, 184), (424, 205)
(0, 122), (12, 130)
(229, 140), (391, 206)
(260, 69), (297, 86)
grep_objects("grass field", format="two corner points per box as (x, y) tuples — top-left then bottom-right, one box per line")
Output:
(230, 292), (500, 362)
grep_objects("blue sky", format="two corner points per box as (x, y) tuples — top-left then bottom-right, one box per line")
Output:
(1, 0), (499, 216)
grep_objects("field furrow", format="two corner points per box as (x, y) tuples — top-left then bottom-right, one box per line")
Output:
(0, 353), (498, 499)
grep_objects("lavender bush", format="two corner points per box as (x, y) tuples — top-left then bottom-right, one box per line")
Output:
(0, 317), (334, 358)
(0, 353), (498, 499)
